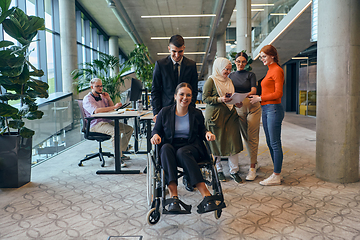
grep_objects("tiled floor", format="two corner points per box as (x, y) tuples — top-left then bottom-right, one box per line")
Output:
(1, 113), (360, 240)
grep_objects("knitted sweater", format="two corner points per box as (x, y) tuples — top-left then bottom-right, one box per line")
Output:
(261, 63), (284, 105)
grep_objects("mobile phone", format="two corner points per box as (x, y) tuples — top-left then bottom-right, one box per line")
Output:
(225, 93), (232, 98)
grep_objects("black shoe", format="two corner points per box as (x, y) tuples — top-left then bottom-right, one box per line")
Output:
(197, 196), (219, 214)
(183, 175), (194, 192)
(168, 196), (181, 212)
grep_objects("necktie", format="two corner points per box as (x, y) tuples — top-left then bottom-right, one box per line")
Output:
(174, 63), (179, 83)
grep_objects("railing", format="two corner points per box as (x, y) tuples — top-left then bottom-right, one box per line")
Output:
(251, 0), (300, 51)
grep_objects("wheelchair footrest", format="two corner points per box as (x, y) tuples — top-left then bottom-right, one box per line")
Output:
(163, 198), (192, 214)
(197, 195), (226, 214)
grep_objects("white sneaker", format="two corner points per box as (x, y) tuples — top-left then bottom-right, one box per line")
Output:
(246, 168), (257, 181)
(259, 173), (281, 186)
(121, 160), (127, 168)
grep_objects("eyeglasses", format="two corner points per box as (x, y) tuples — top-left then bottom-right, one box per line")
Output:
(259, 55), (267, 61)
(235, 60), (247, 64)
(94, 85), (103, 88)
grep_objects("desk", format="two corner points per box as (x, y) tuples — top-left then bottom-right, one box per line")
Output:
(91, 110), (144, 174)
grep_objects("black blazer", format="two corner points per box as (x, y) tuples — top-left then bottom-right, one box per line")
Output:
(151, 55), (198, 115)
(152, 105), (209, 159)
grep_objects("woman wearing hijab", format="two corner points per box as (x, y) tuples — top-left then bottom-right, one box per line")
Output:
(202, 57), (244, 183)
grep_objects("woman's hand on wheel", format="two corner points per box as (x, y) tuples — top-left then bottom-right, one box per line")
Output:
(150, 134), (161, 145)
(205, 131), (216, 141)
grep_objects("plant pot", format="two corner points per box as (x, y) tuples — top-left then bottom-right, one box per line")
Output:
(0, 133), (32, 188)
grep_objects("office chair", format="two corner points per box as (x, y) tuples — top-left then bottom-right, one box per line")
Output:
(77, 100), (114, 167)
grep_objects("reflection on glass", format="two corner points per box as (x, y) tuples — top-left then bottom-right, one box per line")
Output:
(251, 0), (299, 51)
(26, 0), (36, 15)
(44, 0), (53, 30)
(46, 31), (55, 93)
(298, 58), (317, 116)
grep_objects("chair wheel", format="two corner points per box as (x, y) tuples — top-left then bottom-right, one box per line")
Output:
(214, 209), (222, 219)
(78, 162), (83, 166)
(147, 208), (160, 225)
(101, 163), (105, 167)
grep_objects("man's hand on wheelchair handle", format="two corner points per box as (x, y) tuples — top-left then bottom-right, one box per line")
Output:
(205, 131), (216, 141)
(151, 134), (161, 145)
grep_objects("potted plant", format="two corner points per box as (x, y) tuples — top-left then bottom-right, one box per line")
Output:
(126, 44), (154, 106)
(0, 1), (49, 188)
(71, 53), (131, 103)
(229, 50), (253, 71)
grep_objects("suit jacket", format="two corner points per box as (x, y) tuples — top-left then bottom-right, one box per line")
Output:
(151, 55), (198, 115)
(152, 105), (209, 159)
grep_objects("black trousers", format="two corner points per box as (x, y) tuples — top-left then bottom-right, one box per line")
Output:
(160, 138), (204, 187)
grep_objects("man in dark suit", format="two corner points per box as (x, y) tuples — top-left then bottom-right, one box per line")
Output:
(151, 34), (198, 192)
(151, 34), (198, 118)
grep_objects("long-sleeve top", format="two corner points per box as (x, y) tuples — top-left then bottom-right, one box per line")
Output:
(260, 63), (284, 105)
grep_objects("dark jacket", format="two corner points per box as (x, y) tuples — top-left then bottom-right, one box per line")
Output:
(152, 104), (209, 159)
(151, 55), (198, 115)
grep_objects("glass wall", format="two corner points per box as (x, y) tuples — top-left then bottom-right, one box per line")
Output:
(1, 0), (118, 165)
(299, 57), (317, 116)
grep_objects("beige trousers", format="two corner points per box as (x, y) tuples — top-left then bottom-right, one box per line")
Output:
(236, 98), (261, 165)
(91, 121), (134, 157)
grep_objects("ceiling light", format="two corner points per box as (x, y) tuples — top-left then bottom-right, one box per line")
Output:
(270, 13), (287, 16)
(157, 52), (206, 55)
(141, 14), (216, 18)
(292, 57), (308, 60)
(251, 4), (275, 7)
(151, 36), (210, 40)
(107, 0), (116, 8)
(196, 63), (203, 65)
(251, 9), (264, 12)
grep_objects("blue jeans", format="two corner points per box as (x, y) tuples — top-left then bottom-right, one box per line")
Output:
(261, 104), (284, 174)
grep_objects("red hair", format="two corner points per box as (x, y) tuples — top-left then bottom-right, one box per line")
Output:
(260, 45), (279, 64)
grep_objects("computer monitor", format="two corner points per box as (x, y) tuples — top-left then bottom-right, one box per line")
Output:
(129, 78), (143, 102)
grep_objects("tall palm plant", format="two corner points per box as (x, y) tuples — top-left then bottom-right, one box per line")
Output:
(71, 53), (131, 102)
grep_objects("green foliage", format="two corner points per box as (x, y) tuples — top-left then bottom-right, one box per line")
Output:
(0, 2), (49, 138)
(229, 50), (253, 72)
(71, 53), (131, 102)
(126, 44), (154, 90)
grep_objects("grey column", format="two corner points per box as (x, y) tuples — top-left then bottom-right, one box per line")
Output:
(109, 36), (119, 76)
(216, 32), (226, 58)
(236, 0), (251, 53)
(316, 0), (360, 183)
(59, 0), (78, 96)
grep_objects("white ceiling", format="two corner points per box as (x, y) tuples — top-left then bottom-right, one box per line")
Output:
(77, 0), (313, 80)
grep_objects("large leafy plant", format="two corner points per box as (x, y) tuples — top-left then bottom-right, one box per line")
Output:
(0, 0), (49, 138)
(126, 44), (154, 89)
(229, 50), (253, 72)
(71, 53), (131, 102)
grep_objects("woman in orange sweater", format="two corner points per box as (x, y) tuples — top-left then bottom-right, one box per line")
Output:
(249, 45), (284, 186)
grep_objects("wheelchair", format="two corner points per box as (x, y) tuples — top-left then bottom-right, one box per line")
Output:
(146, 141), (226, 225)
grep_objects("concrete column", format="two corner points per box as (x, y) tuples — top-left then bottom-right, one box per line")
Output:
(316, 0), (360, 183)
(216, 32), (226, 58)
(236, 0), (251, 53)
(59, 0), (78, 97)
(109, 36), (119, 76)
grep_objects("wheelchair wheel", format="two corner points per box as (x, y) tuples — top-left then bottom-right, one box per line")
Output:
(214, 209), (222, 219)
(147, 208), (160, 225)
(147, 151), (155, 206)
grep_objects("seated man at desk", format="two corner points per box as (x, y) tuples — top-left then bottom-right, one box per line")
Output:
(83, 78), (134, 167)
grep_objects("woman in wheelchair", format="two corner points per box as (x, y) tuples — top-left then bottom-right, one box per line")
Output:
(150, 82), (221, 213)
